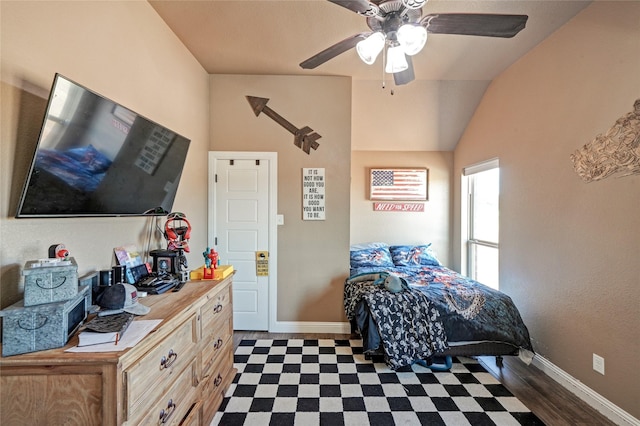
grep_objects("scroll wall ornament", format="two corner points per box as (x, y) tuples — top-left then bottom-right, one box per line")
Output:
(246, 96), (321, 154)
(570, 99), (640, 182)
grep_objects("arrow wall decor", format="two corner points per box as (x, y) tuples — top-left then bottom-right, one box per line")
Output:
(246, 96), (321, 154)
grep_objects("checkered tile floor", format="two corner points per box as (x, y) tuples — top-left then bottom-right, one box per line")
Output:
(211, 339), (544, 426)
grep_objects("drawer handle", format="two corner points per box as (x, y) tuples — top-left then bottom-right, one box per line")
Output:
(18, 313), (48, 330)
(214, 373), (223, 387)
(213, 338), (224, 350)
(213, 303), (223, 314)
(35, 276), (66, 289)
(158, 399), (176, 424)
(160, 349), (178, 370)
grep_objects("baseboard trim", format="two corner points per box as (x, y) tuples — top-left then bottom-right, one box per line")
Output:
(269, 321), (351, 335)
(532, 354), (639, 426)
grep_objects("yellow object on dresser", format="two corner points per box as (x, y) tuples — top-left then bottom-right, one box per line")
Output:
(190, 264), (234, 280)
(214, 265), (234, 279)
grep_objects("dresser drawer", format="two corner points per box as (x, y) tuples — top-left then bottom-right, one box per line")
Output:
(179, 400), (201, 426)
(201, 347), (235, 424)
(202, 315), (233, 378)
(135, 359), (198, 426)
(125, 316), (197, 421)
(200, 284), (231, 332)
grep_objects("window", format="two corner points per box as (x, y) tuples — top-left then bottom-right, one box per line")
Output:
(40, 78), (83, 148)
(463, 159), (499, 289)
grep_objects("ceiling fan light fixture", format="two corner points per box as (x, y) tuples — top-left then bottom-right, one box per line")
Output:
(385, 44), (408, 73)
(356, 32), (385, 65)
(397, 24), (427, 56)
(401, 0), (428, 9)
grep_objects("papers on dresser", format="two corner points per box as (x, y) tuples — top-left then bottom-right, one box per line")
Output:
(66, 320), (162, 353)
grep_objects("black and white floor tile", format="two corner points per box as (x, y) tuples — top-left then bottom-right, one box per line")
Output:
(212, 339), (544, 426)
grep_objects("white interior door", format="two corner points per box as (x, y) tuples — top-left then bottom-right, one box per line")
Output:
(209, 152), (276, 331)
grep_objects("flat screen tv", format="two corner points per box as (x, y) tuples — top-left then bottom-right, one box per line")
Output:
(16, 74), (190, 218)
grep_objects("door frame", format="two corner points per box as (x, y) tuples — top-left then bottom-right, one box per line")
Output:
(208, 151), (278, 332)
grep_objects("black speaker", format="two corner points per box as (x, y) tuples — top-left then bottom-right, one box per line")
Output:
(112, 265), (126, 284)
(99, 269), (112, 286)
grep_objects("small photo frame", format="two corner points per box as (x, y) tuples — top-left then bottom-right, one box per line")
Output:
(369, 168), (428, 201)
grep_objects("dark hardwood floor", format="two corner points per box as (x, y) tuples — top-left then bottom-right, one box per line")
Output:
(233, 331), (616, 426)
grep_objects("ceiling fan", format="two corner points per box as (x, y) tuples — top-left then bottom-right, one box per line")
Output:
(299, 0), (528, 85)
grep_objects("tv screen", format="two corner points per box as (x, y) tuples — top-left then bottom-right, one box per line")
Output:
(16, 74), (190, 218)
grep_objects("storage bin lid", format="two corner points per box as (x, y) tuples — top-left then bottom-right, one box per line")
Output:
(22, 258), (78, 274)
(0, 285), (88, 317)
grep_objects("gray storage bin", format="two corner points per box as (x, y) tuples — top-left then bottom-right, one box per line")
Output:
(22, 258), (78, 306)
(0, 285), (89, 356)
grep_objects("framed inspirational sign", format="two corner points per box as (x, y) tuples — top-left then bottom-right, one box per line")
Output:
(302, 168), (325, 220)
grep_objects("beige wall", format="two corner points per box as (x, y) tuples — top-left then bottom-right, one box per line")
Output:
(351, 80), (489, 152)
(453, 1), (640, 418)
(0, 1), (209, 307)
(350, 151), (453, 267)
(209, 75), (351, 323)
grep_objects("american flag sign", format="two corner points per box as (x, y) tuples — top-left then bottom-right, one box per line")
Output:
(370, 168), (428, 201)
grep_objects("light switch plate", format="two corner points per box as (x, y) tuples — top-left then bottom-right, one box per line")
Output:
(593, 353), (605, 375)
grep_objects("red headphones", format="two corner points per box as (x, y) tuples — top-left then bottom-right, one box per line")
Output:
(164, 212), (191, 252)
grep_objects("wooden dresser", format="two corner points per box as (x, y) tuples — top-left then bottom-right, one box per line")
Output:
(0, 276), (235, 425)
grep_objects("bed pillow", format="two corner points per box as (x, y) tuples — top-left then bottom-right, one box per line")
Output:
(389, 244), (441, 267)
(349, 242), (389, 251)
(350, 246), (394, 269)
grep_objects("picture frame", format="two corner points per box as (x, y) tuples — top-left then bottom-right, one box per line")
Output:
(369, 167), (428, 201)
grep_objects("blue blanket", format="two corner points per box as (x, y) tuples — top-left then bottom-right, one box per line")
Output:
(345, 265), (534, 369)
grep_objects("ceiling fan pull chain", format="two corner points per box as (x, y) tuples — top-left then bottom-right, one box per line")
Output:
(381, 45), (386, 89)
(380, 48), (394, 95)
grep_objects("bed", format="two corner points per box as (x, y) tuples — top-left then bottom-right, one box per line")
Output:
(345, 243), (534, 370)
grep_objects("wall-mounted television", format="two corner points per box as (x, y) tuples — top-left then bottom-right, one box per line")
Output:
(16, 73), (191, 218)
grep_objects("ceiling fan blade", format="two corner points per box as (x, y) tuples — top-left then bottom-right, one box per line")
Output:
(300, 32), (370, 69)
(420, 13), (528, 38)
(394, 56), (415, 86)
(327, 0), (381, 18)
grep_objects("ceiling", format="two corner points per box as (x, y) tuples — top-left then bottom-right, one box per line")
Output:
(148, 0), (591, 149)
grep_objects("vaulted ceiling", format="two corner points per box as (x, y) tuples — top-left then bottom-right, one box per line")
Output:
(149, 0), (591, 150)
